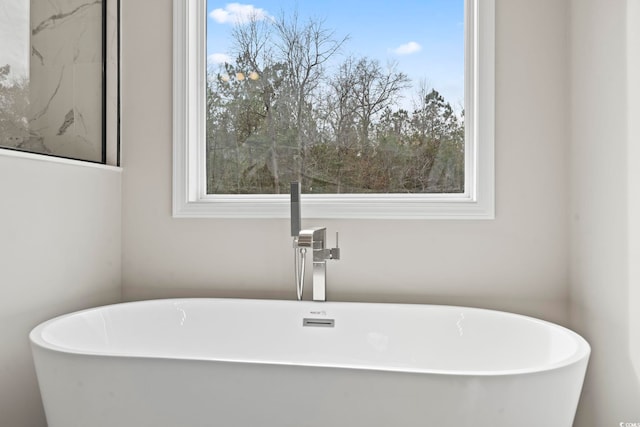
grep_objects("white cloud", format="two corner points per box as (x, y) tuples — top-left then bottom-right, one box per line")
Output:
(208, 53), (232, 65)
(393, 41), (422, 55)
(209, 3), (271, 24)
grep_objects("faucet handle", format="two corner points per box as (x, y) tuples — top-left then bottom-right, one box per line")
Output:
(329, 232), (340, 260)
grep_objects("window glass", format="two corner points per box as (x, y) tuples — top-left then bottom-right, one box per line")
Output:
(0, 0), (107, 163)
(205, 1), (464, 195)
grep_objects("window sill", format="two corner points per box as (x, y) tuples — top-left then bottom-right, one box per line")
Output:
(0, 148), (122, 173)
(172, 193), (494, 220)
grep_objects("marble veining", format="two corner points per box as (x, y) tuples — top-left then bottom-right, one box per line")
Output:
(32, 1), (101, 36)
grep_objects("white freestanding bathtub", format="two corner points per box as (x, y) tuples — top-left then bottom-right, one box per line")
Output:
(30, 298), (589, 427)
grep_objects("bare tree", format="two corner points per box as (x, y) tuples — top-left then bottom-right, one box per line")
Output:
(325, 56), (358, 147)
(349, 58), (410, 147)
(273, 10), (348, 182)
(230, 15), (284, 191)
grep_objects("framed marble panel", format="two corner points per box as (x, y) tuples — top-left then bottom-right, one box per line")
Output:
(0, 0), (118, 164)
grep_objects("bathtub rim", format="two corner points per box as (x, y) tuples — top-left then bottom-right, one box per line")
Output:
(29, 297), (591, 377)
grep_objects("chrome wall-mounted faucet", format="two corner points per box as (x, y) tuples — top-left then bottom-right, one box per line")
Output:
(290, 182), (340, 302)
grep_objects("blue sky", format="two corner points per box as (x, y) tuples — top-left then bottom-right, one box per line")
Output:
(206, 0), (464, 111)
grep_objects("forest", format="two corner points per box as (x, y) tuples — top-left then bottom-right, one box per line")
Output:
(212, 11), (465, 195)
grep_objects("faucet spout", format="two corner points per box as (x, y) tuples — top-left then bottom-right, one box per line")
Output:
(297, 227), (325, 249)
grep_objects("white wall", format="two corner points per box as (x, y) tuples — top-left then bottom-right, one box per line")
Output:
(0, 152), (122, 427)
(121, 0), (571, 321)
(629, 0), (640, 385)
(570, 0), (640, 425)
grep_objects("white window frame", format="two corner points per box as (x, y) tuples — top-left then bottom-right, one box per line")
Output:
(173, 0), (494, 219)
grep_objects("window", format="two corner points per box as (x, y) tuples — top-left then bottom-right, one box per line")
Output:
(173, 0), (494, 219)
